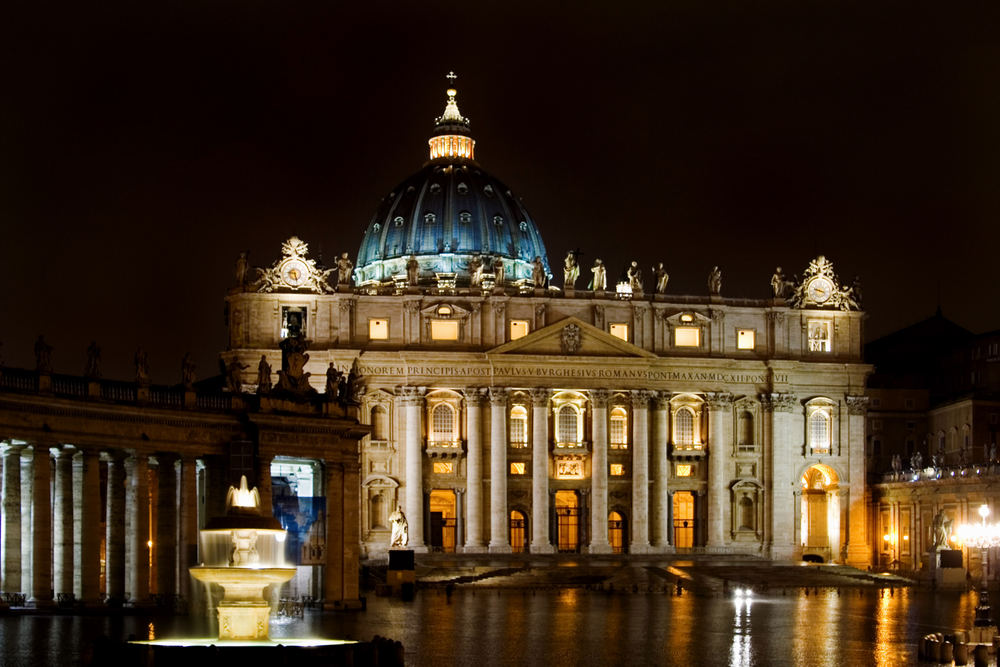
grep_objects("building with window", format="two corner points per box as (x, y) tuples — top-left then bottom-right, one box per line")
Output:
(222, 79), (873, 566)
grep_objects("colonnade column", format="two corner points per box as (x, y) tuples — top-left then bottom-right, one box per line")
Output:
(28, 445), (53, 607)
(75, 449), (101, 605)
(463, 388), (486, 552)
(589, 390), (611, 553)
(630, 391), (652, 553)
(323, 462), (344, 604)
(488, 388), (510, 552)
(20, 450), (32, 598)
(399, 387), (426, 551)
(651, 393), (671, 551)
(126, 453), (151, 605)
(105, 452), (127, 603)
(530, 389), (553, 553)
(705, 392), (734, 550)
(845, 396), (871, 568)
(766, 394), (797, 559)
(52, 446), (74, 599)
(342, 461), (361, 604)
(178, 457), (199, 601)
(1, 443), (24, 593)
(155, 454), (178, 597)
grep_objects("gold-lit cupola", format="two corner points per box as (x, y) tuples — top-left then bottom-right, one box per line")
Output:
(428, 71), (476, 161)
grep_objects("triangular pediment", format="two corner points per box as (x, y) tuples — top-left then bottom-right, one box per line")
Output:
(488, 316), (656, 358)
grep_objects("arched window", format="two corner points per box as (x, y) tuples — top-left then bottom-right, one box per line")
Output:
(431, 404), (454, 443)
(738, 410), (754, 452)
(809, 410), (831, 452)
(610, 407), (628, 449)
(557, 405), (580, 444)
(371, 405), (388, 440)
(675, 408), (695, 445)
(510, 405), (528, 447)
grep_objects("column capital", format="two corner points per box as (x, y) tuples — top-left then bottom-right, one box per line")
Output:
(1, 442), (25, 456)
(590, 389), (611, 408)
(454, 487), (466, 495)
(488, 387), (510, 406)
(760, 392), (797, 413)
(703, 391), (734, 411)
(50, 444), (76, 458)
(630, 389), (656, 408)
(653, 391), (671, 410)
(845, 395), (869, 415)
(529, 388), (551, 406)
(462, 387), (489, 406)
(397, 385), (426, 405)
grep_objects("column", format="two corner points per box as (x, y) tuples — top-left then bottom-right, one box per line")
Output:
(126, 454), (151, 605)
(324, 462), (344, 604)
(845, 396), (871, 568)
(767, 393), (797, 559)
(462, 389), (486, 552)
(342, 461), (361, 604)
(705, 393), (734, 550)
(589, 390), (612, 553)
(454, 488), (465, 549)
(52, 447), (74, 600)
(75, 449), (101, 605)
(530, 388), (553, 553)
(20, 449), (33, 597)
(651, 393), (671, 550)
(399, 387), (426, 551)
(4, 443), (25, 593)
(630, 391), (652, 553)
(28, 445), (52, 607)
(155, 454), (178, 597)
(488, 388), (510, 552)
(178, 457), (199, 601)
(105, 453), (127, 603)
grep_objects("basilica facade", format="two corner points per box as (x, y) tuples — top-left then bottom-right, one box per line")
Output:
(223, 80), (873, 567)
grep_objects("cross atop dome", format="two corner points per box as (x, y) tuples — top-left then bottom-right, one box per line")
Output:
(430, 71), (475, 160)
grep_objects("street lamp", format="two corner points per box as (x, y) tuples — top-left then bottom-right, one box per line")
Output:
(957, 503), (1000, 627)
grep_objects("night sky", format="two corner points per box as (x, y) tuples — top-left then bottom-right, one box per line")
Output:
(3, 1), (998, 383)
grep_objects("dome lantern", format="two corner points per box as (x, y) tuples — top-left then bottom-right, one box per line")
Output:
(428, 72), (476, 161)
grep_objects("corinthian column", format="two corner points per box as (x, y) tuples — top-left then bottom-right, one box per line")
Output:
(125, 453), (150, 605)
(105, 452), (127, 603)
(399, 387), (427, 551)
(765, 393), (797, 559)
(630, 391), (653, 553)
(651, 393), (670, 550)
(1, 443), (24, 594)
(589, 390), (611, 553)
(705, 392), (734, 550)
(76, 449), (102, 605)
(463, 388), (487, 552)
(29, 445), (53, 607)
(845, 395), (871, 568)
(488, 388), (511, 552)
(52, 446), (75, 600)
(530, 388), (554, 553)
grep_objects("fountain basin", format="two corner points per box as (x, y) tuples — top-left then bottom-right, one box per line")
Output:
(190, 566), (295, 640)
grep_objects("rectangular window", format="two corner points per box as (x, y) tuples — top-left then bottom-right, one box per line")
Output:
(368, 318), (389, 340)
(430, 319), (460, 340)
(510, 462), (526, 475)
(280, 306), (307, 339)
(609, 323), (629, 341)
(675, 327), (700, 347)
(807, 320), (832, 352)
(610, 463), (625, 476)
(509, 407), (528, 447)
(676, 464), (692, 477)
(432, 462), (454, 474)
(736, 329), (755, 350)
(510, 320), (530, 340)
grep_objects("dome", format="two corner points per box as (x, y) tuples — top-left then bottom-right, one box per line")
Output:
(354, 76), (551, 287)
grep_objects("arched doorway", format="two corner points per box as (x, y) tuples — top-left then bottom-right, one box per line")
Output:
(429, 489), (456, 553)
(555, 490), (580, 552)
(673, 491), (695, 548)
(800, 465), (840, 562)
(510, 510), (527, 553)
(609, 511), (626, 553)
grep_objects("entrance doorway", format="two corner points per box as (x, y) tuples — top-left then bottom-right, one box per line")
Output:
(510, 511), (527, 553)
(673, 491), (695, 548)
(429, 489), (457, 553)
(555, 490), (580, 552)
(609, 511), (626, 553)
(801, 465), (840, 561)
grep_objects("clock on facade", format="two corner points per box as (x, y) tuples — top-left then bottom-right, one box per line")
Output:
(805, 276), (833, 305)
(281, 259), (308, 287)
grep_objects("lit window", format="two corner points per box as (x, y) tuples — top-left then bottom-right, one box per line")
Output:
(808, 320), (832, 352)
(675, 408), (695, 445)
(676, 464), (692, 477)
(610, 323), (629, 341)
(430, 319), (459, 340)
(369, 318), (389, 340)
(510, 320), (530, 340)
(610, 463), (625, 476)
(510, 405), (528, 447)
(280, 306), (307, 339)
(557, 405), (580, 445)
(433, 462), (454, 474)
(437, 305), (452, 316)
(675, 327), (700, 347)
(736, 329), (755, 350)
(610, 407), (628, 449)
(680, 313), (694, 322)
(738, 410), (754, 452)
(808, 409), (832, 453)
(510, 462), (526, 475)
(431, 404), (454, 443)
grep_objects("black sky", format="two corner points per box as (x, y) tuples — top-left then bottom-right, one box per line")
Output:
(2, 1), (998, 382)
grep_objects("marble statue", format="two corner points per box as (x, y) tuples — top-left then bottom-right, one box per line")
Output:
(771, 267), (790, 298)
(337, 252), (353, 285)
(235, 251), (249, 288)
(492, 256), (505, 285)
(468, 255), (484, 287)
(181, 353), (196, 389)
(589, 259), (606, 291)
(389, 505), (408, 548)
(708, 266), (722, 295)
(531, 256), (546, 287)
(891, 454), (902, 475)
(256, 355), (272, 394)
(34, 335), (52, 374)
(325, 362), (343, 399)
(931, 510), (952, 550)
(224, 358), (249, 393)
(84, 341), (101, 379)
(134, 347), (150, 385)
(563, 251), (579, 289)
(653, 262), (669, 294)
(406, 255), (420, 286)
(627, 261), (643, 291)
(910, 450), (923, 472)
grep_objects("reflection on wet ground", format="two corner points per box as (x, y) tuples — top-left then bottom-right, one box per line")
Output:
(0, 585), (982, 666)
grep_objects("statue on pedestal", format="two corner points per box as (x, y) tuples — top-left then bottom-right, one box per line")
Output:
(563, 251), (579, 289)
(181, 353), (196, 389)
(235, 251), (249, 289)
(84, 341), (101, 380)
(931, 510), (953, 550)
(708, 266), (722, 295)
(627, 261), (643, 291)
(531, 256), (546, 288)
(653, 262), (669, 294)
(406, 255), (420, 286)
(35, 335), (53, 374)
(492, 256), (505, 286)
(468, 255), (484, 287)
(134, 347), (150, 385)
(910, 450), (923, 472)
(325, 362), (343, 399)
(337, 253), (354, 286)
(224, 358), (249, 393)
(589, 259), (606, 291)
(276, 336), (316, 396)
(389, 505), (408, 548)
(256, 355), (272, 394)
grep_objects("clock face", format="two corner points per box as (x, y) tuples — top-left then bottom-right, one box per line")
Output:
(281, 259), (308, 287)
(807, 277), (833, 304)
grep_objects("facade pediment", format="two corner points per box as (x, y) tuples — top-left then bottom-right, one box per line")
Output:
(488, 316), (656, 358)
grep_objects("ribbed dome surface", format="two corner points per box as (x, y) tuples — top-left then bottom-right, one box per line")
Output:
(354, 160), (551, 285)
